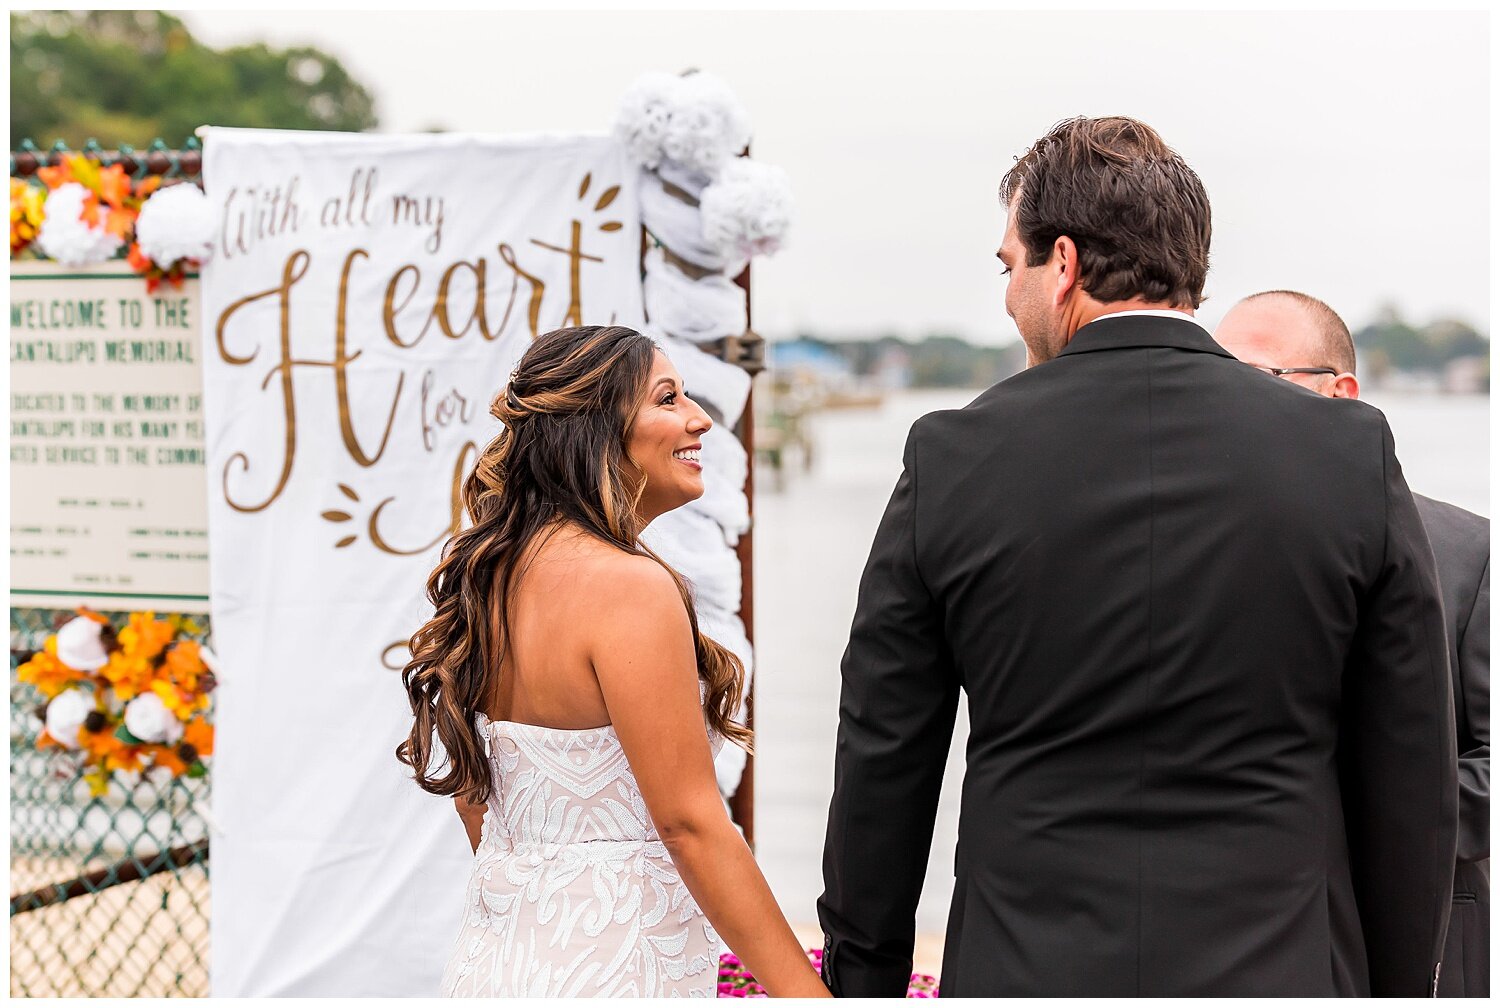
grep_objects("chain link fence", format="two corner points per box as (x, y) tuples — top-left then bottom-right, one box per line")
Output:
(14, 141), (214, 997)
(10, 607), (212, 997)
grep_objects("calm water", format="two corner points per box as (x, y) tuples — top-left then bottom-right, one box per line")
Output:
(750, 388), (1488, 947)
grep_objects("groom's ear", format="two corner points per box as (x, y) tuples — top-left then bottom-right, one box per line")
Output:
(1051, 235), (1079, 306)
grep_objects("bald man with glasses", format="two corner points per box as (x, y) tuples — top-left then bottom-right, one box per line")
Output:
(1217, 289), (1489, 998)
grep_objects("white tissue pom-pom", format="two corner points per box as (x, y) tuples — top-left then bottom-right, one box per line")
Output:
(661, 72), (752, 179)
(45, 688), (93, 749)
(134, 183), (214, 266)
(124, 692), (184, 745)
(699, 159), (793, 260)
(55, 616), (110, 672)
(35, 183), (123, 266)
(616, 71), (752, 178)
(615, 71), (680, 170)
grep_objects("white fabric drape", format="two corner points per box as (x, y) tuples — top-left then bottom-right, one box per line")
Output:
(642, 247), (748, 344)
(638, 166), (736, 273)
(631, 133), (765, 805)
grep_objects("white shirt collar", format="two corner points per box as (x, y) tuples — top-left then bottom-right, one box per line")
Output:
(1090, 308), (1210, 332)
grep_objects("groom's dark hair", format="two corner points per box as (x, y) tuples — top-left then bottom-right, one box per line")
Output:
(1000, 116), (1212, 309)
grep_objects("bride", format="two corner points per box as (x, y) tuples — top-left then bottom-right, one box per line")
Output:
(398, 325), (830, 998)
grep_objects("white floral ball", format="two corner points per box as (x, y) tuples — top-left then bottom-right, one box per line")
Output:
(614, 71), (680, 170)
(615, 70), (752, 179)
(124, 692), (184, 745)
(699, 159), (793, 261)
(134, 183), (215, 266)
(45, 688), (93, 749)
(661, 72), (752, 179)
(55, 615), (110, 672)
(35, 183), (123, 266)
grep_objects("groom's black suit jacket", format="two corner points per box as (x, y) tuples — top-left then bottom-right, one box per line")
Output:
(1417, 494), (1490, 998)
(818, 315), (1457, 996)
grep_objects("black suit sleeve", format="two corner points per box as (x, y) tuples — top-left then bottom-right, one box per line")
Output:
(818, 424), (959, 997)
(1456, 557), (1489, 865)
(1340, 419), (1459, 996)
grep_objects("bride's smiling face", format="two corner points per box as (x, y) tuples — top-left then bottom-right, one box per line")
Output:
(625, 351), (713, 525)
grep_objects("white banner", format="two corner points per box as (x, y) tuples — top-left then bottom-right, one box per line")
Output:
(200, 128), (644, 996)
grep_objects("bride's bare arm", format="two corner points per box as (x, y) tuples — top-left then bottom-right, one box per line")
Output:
(591, 557), (831, 999)
(454, 796), (485, 854)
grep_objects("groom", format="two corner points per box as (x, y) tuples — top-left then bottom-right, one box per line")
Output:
(818, 117), (1457, 996)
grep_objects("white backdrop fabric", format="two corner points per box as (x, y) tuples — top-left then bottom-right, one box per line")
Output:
(199, 129), (650, 995)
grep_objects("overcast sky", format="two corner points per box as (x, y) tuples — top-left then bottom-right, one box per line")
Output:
(181, 9), (1490, 345)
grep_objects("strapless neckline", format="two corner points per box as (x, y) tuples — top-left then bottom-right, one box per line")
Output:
(475, 711), (614, 736)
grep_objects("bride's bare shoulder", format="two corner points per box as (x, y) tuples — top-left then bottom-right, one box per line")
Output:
(535, 527), (682, 616)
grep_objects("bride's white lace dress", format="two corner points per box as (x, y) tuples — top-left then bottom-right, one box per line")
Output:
(441, 713), (722, 997)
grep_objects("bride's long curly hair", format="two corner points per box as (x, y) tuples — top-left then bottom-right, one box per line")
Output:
(397, 325), (752, 804)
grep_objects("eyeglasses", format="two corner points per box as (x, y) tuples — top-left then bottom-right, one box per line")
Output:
(1248, 365), (1338, 377)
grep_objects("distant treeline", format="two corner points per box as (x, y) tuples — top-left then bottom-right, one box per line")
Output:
(1353, 306), (1488, 381)
(10, 11), (376, 149)
(784, 333), (1026, 389)
(787, 306), (1488, 389)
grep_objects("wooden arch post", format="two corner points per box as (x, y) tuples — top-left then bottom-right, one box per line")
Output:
(727, 262), (762, 847)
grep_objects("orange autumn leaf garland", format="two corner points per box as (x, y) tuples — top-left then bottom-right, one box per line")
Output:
(10, 177), (45, 254)
(33, 154), (158, 244)
(15, 637), (86, 697)
(18, 608), (217, 796)
(127, 238), (190, 294)
(12, 153), (188, 291)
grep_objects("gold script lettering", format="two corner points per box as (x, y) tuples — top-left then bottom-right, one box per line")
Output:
(382, 263), (435, 350)
(215, 250), (311, 512)
(381, 639), (411, 671)
(366, 439), (477, 555)
(384, 248), (544, 349)
(335, 249), (402, 467)
(497, 244), (547, 339)
(435, 260), (486, 340)
(419, 369), (475, 452)
(529, 220), (603, 330)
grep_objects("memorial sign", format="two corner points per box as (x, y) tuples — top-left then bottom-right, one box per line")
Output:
(10, 262), (209, 612)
